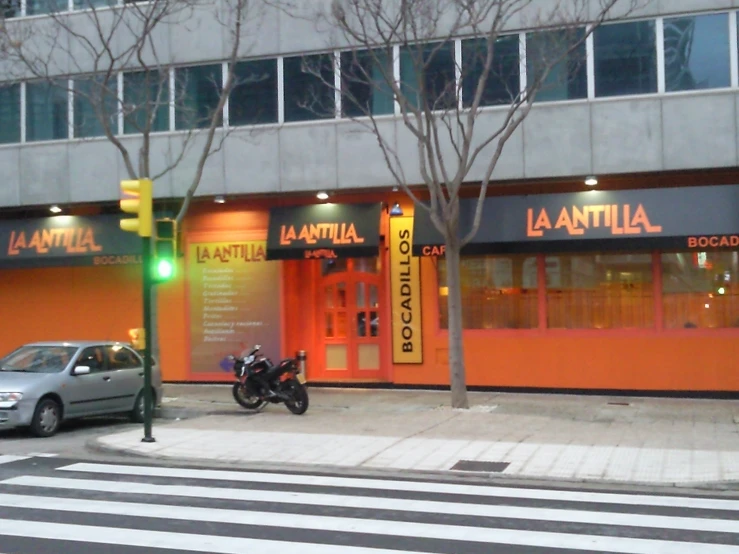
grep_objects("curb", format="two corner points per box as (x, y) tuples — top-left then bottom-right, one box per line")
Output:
(84, 436), (739, 493)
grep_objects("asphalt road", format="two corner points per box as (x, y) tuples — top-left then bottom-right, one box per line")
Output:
(0, 454), (738, 553)
(0, 415), (148, 460)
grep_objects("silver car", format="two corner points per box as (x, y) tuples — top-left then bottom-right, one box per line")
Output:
(0, 341), (163, 437)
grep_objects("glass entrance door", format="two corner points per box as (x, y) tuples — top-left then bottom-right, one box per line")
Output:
(321, 258), (383, 380)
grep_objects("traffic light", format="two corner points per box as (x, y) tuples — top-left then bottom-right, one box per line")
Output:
(153, 218), (177, 283)
(119, 179), (153, 237)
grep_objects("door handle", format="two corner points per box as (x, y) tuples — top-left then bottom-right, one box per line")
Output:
(102, 376), (111, 382)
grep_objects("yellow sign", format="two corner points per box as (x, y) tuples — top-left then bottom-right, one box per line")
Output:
(389, 217), (423, 364)
(128, 328), (145, 350)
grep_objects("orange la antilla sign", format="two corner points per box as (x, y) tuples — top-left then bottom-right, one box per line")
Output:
(7, 227), (103, 256)
(527, 203), (662, 237)
(279, 223), (365, 246)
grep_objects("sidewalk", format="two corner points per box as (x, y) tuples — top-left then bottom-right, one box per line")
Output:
(93, 385), (739, 488)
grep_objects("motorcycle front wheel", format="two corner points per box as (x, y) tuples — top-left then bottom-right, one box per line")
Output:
(232, 382), (266, 410)
(284, 380), (309, 415)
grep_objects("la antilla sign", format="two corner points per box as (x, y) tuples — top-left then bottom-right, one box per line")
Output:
(526, 203), (662, 237)
(7, 227), (103, 256)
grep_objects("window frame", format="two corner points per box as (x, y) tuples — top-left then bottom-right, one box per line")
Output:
(433, 249), (739, 335)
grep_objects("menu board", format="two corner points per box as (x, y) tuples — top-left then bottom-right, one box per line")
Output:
(189, 240), (281, 375)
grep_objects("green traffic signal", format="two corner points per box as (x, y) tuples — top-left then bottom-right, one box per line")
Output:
(156, 258), (174, 280)
(152, 218), (177, 284)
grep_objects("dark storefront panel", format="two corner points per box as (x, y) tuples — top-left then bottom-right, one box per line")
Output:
(412, 185), (739, 255)
(0, 214), (142, 269)
(266, 202), (382, 260)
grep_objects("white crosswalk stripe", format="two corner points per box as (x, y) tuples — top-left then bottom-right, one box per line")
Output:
(0, 460), (737, 554)
(0, 456), (29, 466)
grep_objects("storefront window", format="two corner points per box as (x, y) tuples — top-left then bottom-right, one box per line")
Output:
(437, 255), (538, 329)
(662, 252), (739, 328)
(546, 254), (654, 329)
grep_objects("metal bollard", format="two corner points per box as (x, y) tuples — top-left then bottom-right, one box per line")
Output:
(296, 350), (307, 374)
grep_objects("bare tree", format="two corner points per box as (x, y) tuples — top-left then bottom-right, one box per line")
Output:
(302, 0), (642, 408)
(1, 0), (270, 358)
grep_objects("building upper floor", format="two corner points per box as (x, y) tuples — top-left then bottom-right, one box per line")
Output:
(0, 0), (738, 209)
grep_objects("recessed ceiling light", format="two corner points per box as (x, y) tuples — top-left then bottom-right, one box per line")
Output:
(49, 205), (62, 214)
(316, 191), (329, 200)
(584, 176), (598, 187)
(214, 195), (225, 204)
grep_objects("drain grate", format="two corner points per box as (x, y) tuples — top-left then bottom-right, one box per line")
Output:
(450, 460), (510, 473)
(607, 402), (630, 406)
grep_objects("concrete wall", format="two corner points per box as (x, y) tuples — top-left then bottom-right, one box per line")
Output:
(0, 0), (736, 207)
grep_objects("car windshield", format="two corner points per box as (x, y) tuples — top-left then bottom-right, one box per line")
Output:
(0, 345), (78, 374)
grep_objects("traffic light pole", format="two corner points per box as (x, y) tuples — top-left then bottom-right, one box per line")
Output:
(141, 236), (155, 443)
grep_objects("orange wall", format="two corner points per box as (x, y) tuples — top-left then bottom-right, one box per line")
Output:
(0, 264), (188, 382)
(0, 265), (143, 351)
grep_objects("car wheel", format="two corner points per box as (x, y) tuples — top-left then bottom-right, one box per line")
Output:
(30, 398), (61, 438)
(130, 391), (145, 423)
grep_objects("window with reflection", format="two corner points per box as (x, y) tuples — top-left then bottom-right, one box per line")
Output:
(230, 59), (278, 125)
(341, 49), (394, 117)
(662, 252), (739, 328)
(1, 0), (20, 18)
(26, 0), (65, 15)
(175, 64), (223, 130)
(123, 70), (170, 134)
(593, 20), (657, 97)
(437, 255), (538, 329)
(73, 0), (115, 9)
(73, 75), (118, 138)
(462, 35), (520, 107)
(26, 82), (68, 142)
(283, 54), (335, 122)
(321, 258), (348, 276)
(546, 254), (654, 329)
(526, 28), (587, 102)
(0, 84), (21, 144)
(400, 42), (456, 111)
(664, 13), (730, 92)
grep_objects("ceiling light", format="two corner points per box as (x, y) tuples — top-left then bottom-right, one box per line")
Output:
(584, 176), (598, 187)
(316, 191), (329, 200)
(49, 205), (62, 214)
(214, 195), (225, 204)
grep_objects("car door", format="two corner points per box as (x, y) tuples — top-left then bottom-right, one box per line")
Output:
(104, 345), (144, 412)
(64, 346), (113, 417)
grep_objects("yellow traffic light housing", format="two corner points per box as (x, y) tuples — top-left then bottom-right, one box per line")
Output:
(153, 218), (177, 283)
(119, 179), (153, 237)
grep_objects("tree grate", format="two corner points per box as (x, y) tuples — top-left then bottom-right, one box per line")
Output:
(450, 460), (510, 473)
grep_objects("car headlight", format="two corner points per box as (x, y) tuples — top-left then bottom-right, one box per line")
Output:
(0, 392), (23, 402)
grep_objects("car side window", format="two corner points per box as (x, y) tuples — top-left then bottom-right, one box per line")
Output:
(106, 346), (142, 370)
(76, 347), (105, 373)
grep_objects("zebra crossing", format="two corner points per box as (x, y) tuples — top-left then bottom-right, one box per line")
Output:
(0, 457), (737, 553)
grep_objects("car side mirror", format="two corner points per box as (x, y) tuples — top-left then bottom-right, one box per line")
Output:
(73, 365), (91, 376)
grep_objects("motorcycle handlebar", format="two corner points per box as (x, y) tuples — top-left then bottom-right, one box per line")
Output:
(230, 344), (262, 362)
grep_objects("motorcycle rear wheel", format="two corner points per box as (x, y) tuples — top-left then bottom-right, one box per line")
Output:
(232, 382), (266, 410)
(284, 380), (309, 415)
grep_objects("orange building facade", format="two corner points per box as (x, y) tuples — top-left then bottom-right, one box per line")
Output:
(2, 182), (739, 394)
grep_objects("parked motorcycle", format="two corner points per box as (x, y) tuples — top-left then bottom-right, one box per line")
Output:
(229, 345), (309, 415)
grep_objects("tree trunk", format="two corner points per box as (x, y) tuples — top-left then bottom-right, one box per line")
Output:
(444, 232), (469, 409)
